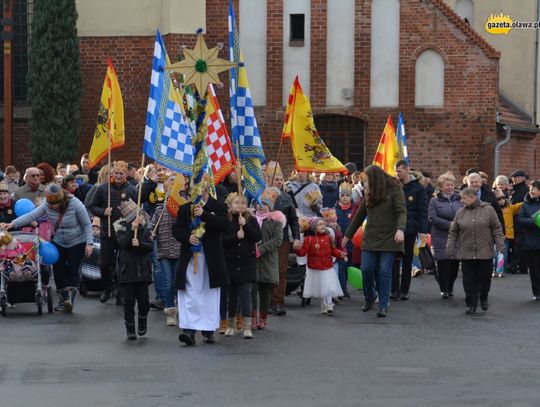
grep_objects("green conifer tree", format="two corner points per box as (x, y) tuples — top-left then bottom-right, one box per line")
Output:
(27, 0), (82, 165)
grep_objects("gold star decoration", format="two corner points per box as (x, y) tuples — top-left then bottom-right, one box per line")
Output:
(166, 34), (236, 97)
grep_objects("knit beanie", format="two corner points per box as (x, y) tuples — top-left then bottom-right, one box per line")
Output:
(310, 217), (324, 234)
(339, 182), (352, 197)
(45, 183), (64, 204)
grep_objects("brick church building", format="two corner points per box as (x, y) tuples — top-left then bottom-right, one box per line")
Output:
(2, 0), (539, 180)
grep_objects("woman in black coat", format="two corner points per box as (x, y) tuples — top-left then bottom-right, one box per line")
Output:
(223, 193), (262, 338)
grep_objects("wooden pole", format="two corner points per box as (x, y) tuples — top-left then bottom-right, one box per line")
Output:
(235, 140), (242, 195)
(107, 130), (112, 237)
(133, 153), (146, 237)
(270, 138), (284, 187)
(3, 0), (14, 166)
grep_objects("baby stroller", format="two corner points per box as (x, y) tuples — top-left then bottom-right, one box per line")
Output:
(286, 253), (310, 306)
(0, 231), (53, 316)
(79, 241), (104, 297)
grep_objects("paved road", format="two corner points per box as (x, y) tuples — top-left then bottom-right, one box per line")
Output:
(1, 272), (539, 407)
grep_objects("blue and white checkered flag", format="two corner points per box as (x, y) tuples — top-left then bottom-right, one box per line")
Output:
(144, 29), (194, 176)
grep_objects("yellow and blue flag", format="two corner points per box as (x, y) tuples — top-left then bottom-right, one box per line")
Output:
(144, 29), (194, 176)
(396, 112), (409, 164)
(228, 0), (266, 202)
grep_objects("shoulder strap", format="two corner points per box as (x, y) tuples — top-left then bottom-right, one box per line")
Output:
(293, 183), (310, 197)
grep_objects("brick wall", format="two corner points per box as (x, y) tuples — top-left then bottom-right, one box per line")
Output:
(6, 0), (536, 183)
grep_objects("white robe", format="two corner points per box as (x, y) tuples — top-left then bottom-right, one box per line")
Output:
(177, 248), (221, 331)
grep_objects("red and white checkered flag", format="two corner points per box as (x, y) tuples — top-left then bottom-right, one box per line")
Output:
(206, 84), (236, 185)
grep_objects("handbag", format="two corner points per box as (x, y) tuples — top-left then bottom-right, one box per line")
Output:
(418, 245), (436, 271)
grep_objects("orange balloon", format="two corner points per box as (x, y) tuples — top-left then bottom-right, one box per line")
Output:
(352, 227), (364, 248)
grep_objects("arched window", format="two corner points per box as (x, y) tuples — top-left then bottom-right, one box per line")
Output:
(415, 50), (444, 107)
(455, 0), (474, 26)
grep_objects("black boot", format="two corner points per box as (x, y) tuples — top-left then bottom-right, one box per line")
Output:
(125, 322), (137, 340)
(137, 315), (147, 336)
(99, 288), (111, 303)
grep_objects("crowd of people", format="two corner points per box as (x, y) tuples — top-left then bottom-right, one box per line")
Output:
(1, 154), (539, 344)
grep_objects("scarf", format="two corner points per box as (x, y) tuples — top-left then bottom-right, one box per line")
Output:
(255, 211), (270, 227)
(338, 202), (352, 211)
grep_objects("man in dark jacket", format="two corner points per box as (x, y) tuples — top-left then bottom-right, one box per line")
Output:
(87, 161), (137, 303)
(392, 160), (429, 300)
(173, 184), (229, 346)
(510, 170), (529, 204)
(72, 153), (100, 185)
(267, 162), (301, 316)
(510, 169), (530, 273)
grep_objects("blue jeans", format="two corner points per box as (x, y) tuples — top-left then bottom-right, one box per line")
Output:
(151, 241), (163, 300)
(156, 258), (179, 308)
(361, 250), (395, 310)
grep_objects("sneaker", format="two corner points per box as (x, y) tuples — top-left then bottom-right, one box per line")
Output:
(202, 333), (215, 344)
(376, 308), (387, 318)
(400, 293), (409, 301)
(326, 303), (335, 315)
(165, 308), (178, 326)
(321, 304), (328, 314)
(99, 289), (111, 303)
(218, 319), (228, 335)
(178, 332), (195, 346)
(149, 298), (164, 310)
(53, 302), (65, 312)
(137, 316), (147, 336)
(63, 290), (73, 313)
(441, 292), (449, 299)
(243, 328), (253, 339)
(274, 304), (287, 316)
(125, 323), (137, 341)
(225, 327), (235, 337)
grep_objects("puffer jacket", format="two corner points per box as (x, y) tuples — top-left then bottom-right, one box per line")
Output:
(295, 232), (344, 270)
(501, 201), (522, 240)
(446, 200), (505, 260)
(223, 214), (262, 282)
(516, 193), (540, 250)
(428, 191), (463, 260)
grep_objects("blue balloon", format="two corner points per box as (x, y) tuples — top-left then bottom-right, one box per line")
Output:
(39, 242), (59, 265)
(14, 198), (36, 217)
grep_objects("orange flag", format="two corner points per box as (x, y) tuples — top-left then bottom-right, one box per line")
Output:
(372, 115), (400, 176)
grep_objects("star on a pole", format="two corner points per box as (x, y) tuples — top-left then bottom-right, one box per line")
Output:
(166, 33), (236, 96)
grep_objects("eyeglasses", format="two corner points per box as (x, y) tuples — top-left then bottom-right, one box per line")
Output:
(28, 174), (40, 177)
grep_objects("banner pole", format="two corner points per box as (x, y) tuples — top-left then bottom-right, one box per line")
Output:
(133, 153), (146, 237)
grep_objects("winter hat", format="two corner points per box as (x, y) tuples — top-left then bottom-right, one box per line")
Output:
(118, 199), (138, 218)
(309, 217), (324, 234)
(339, 182), (352, 197)
(4, 165), (17, 175)
(0, 182), (8, 193)
(260, 188), (279, 210)
(45, 183), (65, 204)
(91, 217), (101, 228)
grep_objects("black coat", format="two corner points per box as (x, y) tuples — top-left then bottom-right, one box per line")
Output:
(86, 181), (137, 238)
(274, 190), (300, 242)
(480, 186), (506, 235)
(402, 178), (429, 235)
(173, 197), (229, 290)
(223, 215), (262, 283)
(0, 200), (17, 224)
(516, 193), (540, 251)
(116, 220), (154, 284)
(510, 181), (528, 204)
